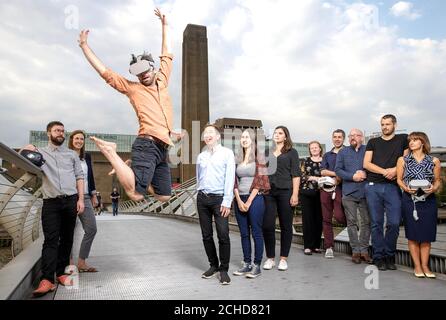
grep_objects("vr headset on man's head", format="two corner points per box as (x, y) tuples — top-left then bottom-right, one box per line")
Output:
(129, 52), (155, 76)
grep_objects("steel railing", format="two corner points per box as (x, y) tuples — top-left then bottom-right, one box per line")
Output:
(0, 142), (43, 257)
(118, 177), (198, 217)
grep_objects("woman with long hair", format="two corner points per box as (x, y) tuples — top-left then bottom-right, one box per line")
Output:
(263, 126), (301, 271)
(396, 132), (442, 278)
(68, 130), (98, 272)
(233, 129), (270, 278)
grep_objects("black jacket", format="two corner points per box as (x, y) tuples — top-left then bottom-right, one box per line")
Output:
(85, 153), (96, 196)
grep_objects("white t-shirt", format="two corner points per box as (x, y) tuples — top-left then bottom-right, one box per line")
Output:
(80, 159), (89, 195)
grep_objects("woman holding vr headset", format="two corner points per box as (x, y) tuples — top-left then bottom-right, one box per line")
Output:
(396, 132), (442, 278)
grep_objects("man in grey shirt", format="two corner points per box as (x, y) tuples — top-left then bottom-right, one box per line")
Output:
(23, 121), (85, 297)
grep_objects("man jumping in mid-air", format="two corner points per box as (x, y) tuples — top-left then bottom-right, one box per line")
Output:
(78, 8), (175, 202)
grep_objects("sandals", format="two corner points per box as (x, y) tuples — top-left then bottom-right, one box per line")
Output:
(78, 266), (98, 273)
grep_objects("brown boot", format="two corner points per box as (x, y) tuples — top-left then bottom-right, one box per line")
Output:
(352, 253), (361, 264)
(360, 252), (373, 264)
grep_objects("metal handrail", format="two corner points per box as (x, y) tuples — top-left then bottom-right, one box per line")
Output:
(118, 177), (198, 218)
(0, 142), (43, 258)
(0, 142), (43, 177)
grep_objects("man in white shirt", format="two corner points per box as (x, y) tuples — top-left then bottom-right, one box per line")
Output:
(196, 124), (235, 285)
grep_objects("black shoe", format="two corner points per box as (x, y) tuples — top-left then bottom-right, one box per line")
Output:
(219, 271), (231, 285)
(375, 258), (387, 271)
(385, 256), (397, 270)
(202, 266), (218, 279)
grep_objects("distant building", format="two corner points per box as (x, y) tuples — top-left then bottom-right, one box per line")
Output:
(214, 118), (323, 159)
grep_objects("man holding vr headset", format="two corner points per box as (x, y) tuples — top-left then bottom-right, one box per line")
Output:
(78, 8), (176, 203)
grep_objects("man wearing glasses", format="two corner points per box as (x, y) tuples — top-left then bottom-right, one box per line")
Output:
(78, 8), (177, 203)
(335, 129), (372, 264)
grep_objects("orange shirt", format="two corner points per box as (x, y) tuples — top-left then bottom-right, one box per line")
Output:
(101, 54), (174, 146)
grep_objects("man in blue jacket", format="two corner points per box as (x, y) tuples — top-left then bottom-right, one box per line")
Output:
(335, 128), (372, 264)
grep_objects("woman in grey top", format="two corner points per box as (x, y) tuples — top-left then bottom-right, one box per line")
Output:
(69, 130), (99, 273)
(233, 129), (270, 278)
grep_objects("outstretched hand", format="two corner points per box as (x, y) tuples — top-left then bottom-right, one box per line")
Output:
(155, 8), (167, 25)
(78, 29), (89, 47)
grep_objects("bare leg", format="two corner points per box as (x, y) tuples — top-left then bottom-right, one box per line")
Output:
(147, 185), (171, 203)
(109, 159), (132, 176)
(408, 240), (422, 274)
(90, 137), (143, 201)
(420, 242), (432, 273)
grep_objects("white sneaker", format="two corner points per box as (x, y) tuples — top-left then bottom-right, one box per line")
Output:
(262, 258), (275, 270)
(278, 259), (288, 271)
(64, 264), (78, 275)
(325, 248), (334, 259)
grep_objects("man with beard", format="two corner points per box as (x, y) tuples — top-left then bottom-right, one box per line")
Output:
(335, 129), (372, 264)
(22, 121), (85, 297)
(364, 114), (409, 270)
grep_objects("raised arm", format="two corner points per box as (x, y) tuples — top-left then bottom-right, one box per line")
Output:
(155, 8), (171, 55)
(78, 30), (107, 75)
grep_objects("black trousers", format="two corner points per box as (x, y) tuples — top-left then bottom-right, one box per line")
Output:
(300, 190), (323, 250)
(197, 192), (230, 272)
(263, 187), (293, 258)
(41, 195), (78, 282)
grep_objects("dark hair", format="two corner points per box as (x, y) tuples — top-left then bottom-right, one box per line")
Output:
(332, 129), (346, 139)
(274, 126), (293, 153)
(308, 140), (323, 157)
(382, 114), (397, 124)
(130, 52), (154, 65)
(46, 121), (64, 132)
(408, 131), (431, 154)
(203, 123), (222, 136)
(68, 130), (86, 160)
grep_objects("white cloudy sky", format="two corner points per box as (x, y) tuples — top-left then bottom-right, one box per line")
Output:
(0, 0), (445, 149)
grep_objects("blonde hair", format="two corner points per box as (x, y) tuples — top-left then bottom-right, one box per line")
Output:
(308, 140), (323, 157)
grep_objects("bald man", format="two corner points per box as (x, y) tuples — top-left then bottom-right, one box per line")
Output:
(335, 129), (372, 264)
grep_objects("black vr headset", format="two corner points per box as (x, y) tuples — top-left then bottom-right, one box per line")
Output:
(20, 150), (46, 167)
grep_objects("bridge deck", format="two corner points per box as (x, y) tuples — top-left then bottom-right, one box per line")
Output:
(33, 213), (446, 300)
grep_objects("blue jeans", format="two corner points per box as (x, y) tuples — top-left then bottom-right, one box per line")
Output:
(365, 182), (402, 260)
(234, 195), (265, 265)
(112, 202), (118, 216)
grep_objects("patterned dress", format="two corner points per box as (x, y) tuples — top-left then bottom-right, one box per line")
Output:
(300, 157), (322, 193)
(402, 153), (437, 242)
(299, 157), (323, 250)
